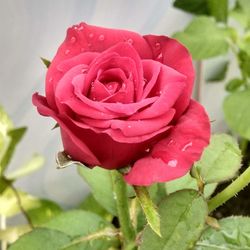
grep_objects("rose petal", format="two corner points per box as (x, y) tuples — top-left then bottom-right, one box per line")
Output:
(143, 35), (194, 118)
(32, 93), (100, 165)
(46, 23), (152, 109)
(124, 100), (210, 186)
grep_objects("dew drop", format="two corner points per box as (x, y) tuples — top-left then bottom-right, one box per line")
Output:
(128, 125), (132, 129)
(107, 84), (113, 90)
(122, 83), (126, 89)
(81, 68), (87, 74)
(70, 36), (76, 44)
(88, 33), (94, 38)
(155, 42), (161, 49)
(145, 148), (150, 153)
(157, 53), (163, 60)
(168, 139), (174, 145)
(127, 38), (133, 45)
(98, 34), (105, 41)
(48, 77), (53, 83)
(181, 142), (193, 152)
(64, 49), (70, 55)
(168, 159), (178, 168)
(78, 25), (84, 31)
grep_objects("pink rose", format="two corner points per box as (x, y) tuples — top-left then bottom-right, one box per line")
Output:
(33, 22), (210, 186)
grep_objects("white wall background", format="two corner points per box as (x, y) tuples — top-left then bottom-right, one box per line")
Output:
(0, 0), (228, 208)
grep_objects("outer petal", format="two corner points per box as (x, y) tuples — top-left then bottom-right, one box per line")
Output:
(32, 93), (101, 166)
(143, 35), (195, 119)
(124, 100), (210, 186)
(46, 23), (152, 109)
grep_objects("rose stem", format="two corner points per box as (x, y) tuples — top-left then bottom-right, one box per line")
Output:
(208, 164), (250, 213)
(110, 170), (135, 248)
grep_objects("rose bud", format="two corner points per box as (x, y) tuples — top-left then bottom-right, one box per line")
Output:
(33, 22), (210, 186)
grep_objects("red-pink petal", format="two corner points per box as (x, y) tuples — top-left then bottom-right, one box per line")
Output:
(124, 100), (210, 186)
(143, 35), (194, 118)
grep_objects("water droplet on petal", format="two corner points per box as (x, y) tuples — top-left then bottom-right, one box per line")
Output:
(181, 142), (193, 152)
(98, 34), (105, 41)
(88, 33), (94, 38)
(81, 68), (87, 74)
(128, 125), (132, 129)
(127, 38), (133, 45)
(78, 25), (84, 31)
(145, 148), (150, 153)
(155, 42), (161, 49)
(122, 83), (126, 89)
(107, 84), (113, 90)
(157, 53), (163, 60)
(64, 49), (70, 55)
(168, 139), (174, 145)
(48, 77), (53, 83)
(168, 159), (178, 168)
(70, 36), (76, 44)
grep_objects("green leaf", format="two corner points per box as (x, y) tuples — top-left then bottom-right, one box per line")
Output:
(0, 127), (27, 174)
(140, 190), (207, 250)
(230, 1), (250, 29)
(195, 216), (250, 249)
(27, 200), (62, 226)
(43, 210), (111, 237)
(224, 90), (250, 140)
(206, 60), (229, 82)
(225, 78), (244, 92)
(40, 57), (51, 68)
(134, 186), (161, 237)
(207, 0), (228, 23)
(173, 0), (209, 15)
(194, 134), (242, 183)
(0, 187), (61, 218)
(173, 17), (230, 59)
(165, 172), (217, 198)
(78, 194), (111, 220)
(238, 50), (250, 78)
(43, 210), (118, 250)
(6, 154), (44, 180)
(78, 166), (117, 216)
(8, 228), (70, 250)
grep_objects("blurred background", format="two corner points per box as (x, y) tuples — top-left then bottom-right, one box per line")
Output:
(0, 0), (230, 208)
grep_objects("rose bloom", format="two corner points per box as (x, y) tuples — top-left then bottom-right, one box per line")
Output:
(33, 22), (210, 186)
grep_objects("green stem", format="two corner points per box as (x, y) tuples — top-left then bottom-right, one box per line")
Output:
(110, 170), (135, 248)
(208, 165), (250, 212)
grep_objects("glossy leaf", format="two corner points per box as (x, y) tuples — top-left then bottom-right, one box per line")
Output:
(78, 166), (117, 216)
(43, 210), (119, 250)
(78, 194), (111, 220)
(6, 154), (44, 180)
(194, 134), (242, 183)
(224, 90), (250, 140)
(195, 216), (250, 249)
(207, 0), (228, 23)
(173, 0), (209, 15)
(8, 228), (70, 250)
(165, 172), (217, 198)
(225, 78), (244, 92)
(140, 190), (207, 250)
(174, 17), (230, 59)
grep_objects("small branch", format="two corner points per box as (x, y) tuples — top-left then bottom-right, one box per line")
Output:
(110, 171), (135, 248)
(9, 184), (34, 229)
(129, 198), (138, 229)
(208, 165), (250, 212)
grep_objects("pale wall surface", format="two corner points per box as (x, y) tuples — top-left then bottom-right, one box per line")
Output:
(0, 0), (226, 207)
